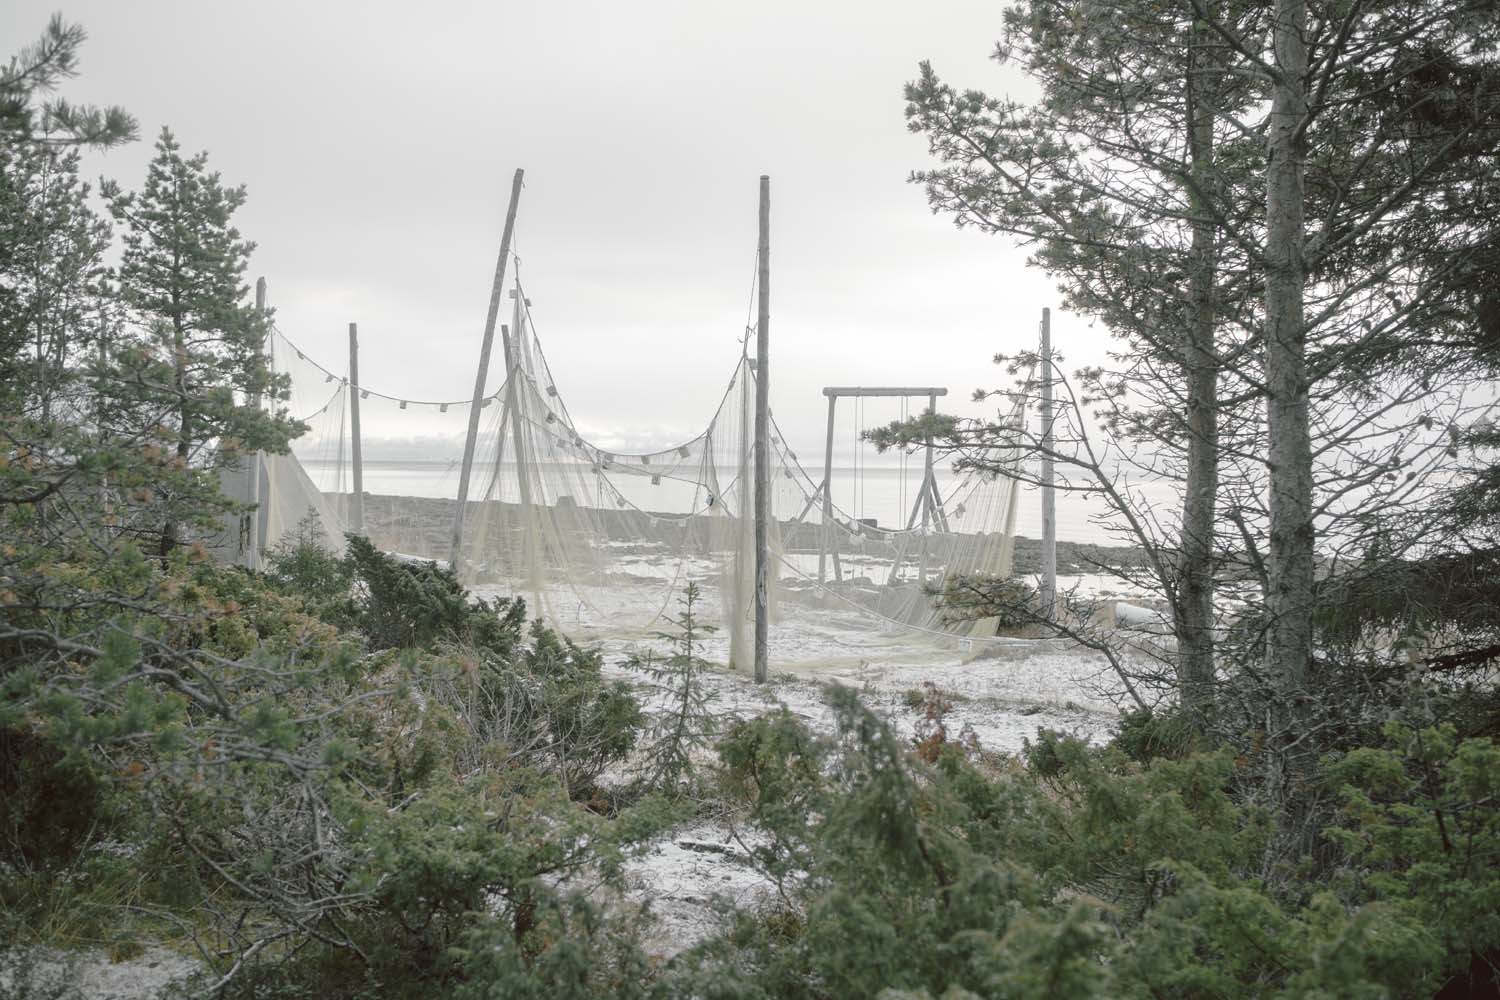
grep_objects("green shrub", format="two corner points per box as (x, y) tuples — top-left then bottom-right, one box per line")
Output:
(0, 728), (112, 868)
(262, 509), (355, 621)
(1327, 722), (1500, 988)
(692, 688), (1482, 998)
(1111, 705), (1200, 763)
(344, 534), (526, 655)
(452, 897), (654, 1000)
(518, 626), (641, 798)
(626, 582), (719, 797)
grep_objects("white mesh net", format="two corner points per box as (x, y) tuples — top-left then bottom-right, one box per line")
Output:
(246, 279), (1031, 669)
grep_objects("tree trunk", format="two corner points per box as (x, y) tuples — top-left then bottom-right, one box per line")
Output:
(1178, 19), (1221, 726)
(162, 303), (189, 559)
(1263, 0), (1315, 785)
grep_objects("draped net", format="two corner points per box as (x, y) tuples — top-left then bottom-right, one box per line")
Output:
(237, 285), (1031, 668)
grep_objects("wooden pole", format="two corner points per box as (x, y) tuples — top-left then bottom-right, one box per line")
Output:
(929, 476), (950, 532)
(503, 283), (541, 602)
(1040, 307), (1057, 618)
(916, 390), (938, 585)
(250, 278), (268, 410)
(480, 369), (514, 503)
(348, 322), (364, 536)
(247, 277), (267, 568)
(753, 175), (771, 684)
(818, 393), (836, 583)
(905, 487), (926, 531)
(922, 390), (937, 531)
(451, 168), (525, 567)
(736, 354), (754, 671)
(502, 292), (532, 514)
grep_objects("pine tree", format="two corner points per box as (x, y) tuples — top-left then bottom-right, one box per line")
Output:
(1, 16), (131, 551)
(1, 14), (132, 463)
(628, 581), (720, 796)
(901, 0), (1266, 723)
(903, 0), (1500, 769)
(103, 128), (300, 556)
(0, 15), (135, 149)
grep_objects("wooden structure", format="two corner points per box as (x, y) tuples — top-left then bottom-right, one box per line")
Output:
(247, 278), (268, 567)
(348, 322), (364, 535)
(451, 168), (525, 565)
(753, 176), (771, 684)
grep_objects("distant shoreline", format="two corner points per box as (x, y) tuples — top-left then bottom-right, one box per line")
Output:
(334, 491), (1151, 575)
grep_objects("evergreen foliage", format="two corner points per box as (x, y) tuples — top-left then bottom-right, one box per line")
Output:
(342, 533), (526, 655)
(263, 510), (355, 615)
(3, 11), (1500, 999)
(627, 581), (720, 797)
(672, 692), (1500, 999)
(102, 128), (302, 557)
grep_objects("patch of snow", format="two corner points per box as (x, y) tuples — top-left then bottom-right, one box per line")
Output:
(610, 637), (1121, 957)
(0, 946), (200, 1000)
(621, 822), (780, 959)
(488, 575), (1132, 957)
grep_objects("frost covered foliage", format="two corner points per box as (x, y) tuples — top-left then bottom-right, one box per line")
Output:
(340, 534), (527, 655)
(664, 691), (1500, 999)
(6, 13), (1500, 999)
(1, 521), (660, 995)
(626, 581), (720, 798)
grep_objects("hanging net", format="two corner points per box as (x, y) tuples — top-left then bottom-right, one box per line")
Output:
(235, 278), (1030, 670)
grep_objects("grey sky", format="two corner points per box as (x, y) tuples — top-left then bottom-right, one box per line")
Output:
(7, 1), (1114, 463)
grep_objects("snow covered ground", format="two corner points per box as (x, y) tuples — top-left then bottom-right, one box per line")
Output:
(25, 581), (1134, 986)
(599, 611), (1128, 958)
(618, 822), (781, 960)
(475, 565), (1143, 957)
(0, 946), (200, 1000)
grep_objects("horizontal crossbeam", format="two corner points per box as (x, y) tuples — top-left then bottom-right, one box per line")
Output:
(821, 386), (948, 398)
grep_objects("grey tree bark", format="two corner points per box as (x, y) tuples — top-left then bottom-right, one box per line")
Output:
(1178, 18), (1222, 726)
(1263, 0), (1314, 778)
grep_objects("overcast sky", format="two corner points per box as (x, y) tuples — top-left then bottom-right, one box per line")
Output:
(6, 1), (1116, 462)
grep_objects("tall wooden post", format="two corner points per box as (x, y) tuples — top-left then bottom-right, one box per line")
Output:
(502, 289), (533, 514)
(250, 278), (268, 410)
(247, 277), (268, 568)
(451, 168), (524, 567)
(735, 353), (754, 672)
(818, 393), (837, 583)
(922, 391), (937, 531)
(915, 390), (938, 584)
(753, 175), (771, 684)
(502, 282), (541, 601)
(348, 322), (364, 536)
(1040, 307), (1057, 618)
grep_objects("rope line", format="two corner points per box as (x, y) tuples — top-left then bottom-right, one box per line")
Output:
(267, 277), (1033, 650)
(271, 326), (488, 408)
(277, 312), (1009, 544)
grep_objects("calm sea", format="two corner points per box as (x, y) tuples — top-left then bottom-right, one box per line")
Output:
(298, 459), (1168, 547)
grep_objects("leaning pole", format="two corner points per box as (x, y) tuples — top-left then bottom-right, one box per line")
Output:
(450, 168), (525, 568)
(753, 176), (771, 684)
(1040, 306), (1057, 618)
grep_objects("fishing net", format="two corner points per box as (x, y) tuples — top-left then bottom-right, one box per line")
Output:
(227, 278), (1030, 668)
